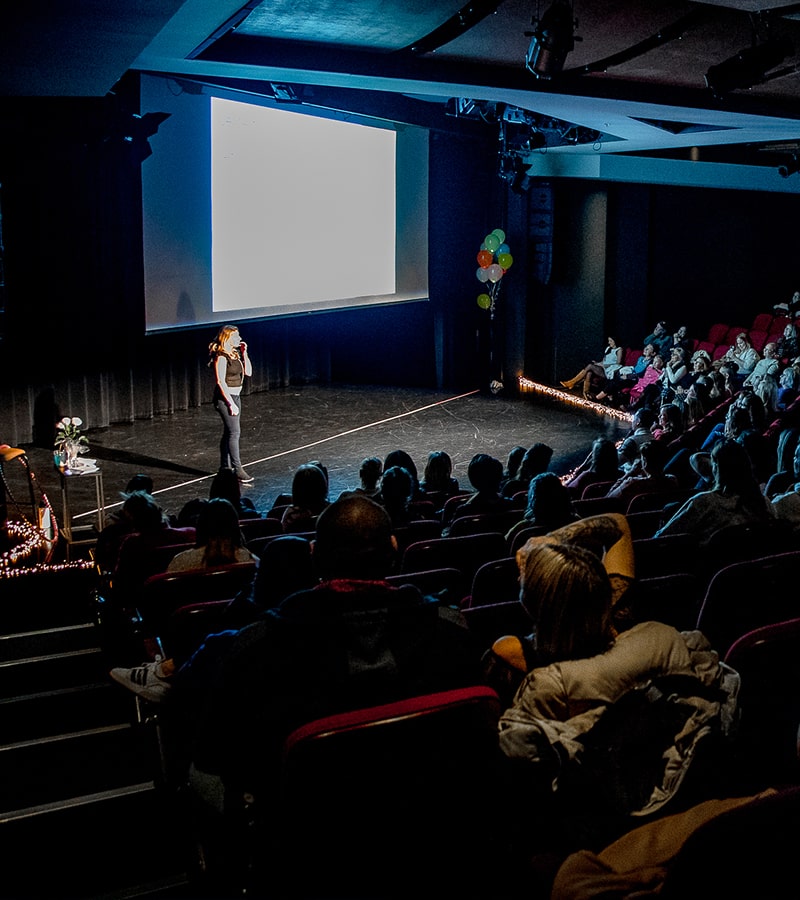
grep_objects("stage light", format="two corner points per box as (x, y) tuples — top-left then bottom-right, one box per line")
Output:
(525, 0), (576, 79)
(778, 154), (800, 178)
(704, 37), (793, 97)
(511, 158), (533, 194)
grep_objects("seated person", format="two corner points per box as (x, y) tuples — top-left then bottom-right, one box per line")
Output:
(338, 456), (383, 501)
(419, 450), (460, 498)
(179, 496), (483, 804)
(112, 492), (196, 591)
(654, 439), (775, 544)
(505, 472), (580, 546)
(376, 465), (415, 528)
(441, 453), (510, 533)
(605, 439), (679, 508)
(501, 443), (553, 498)
(208, 467), (261, 520)
(281, 463), (329, 533)
(167, 498), (259, 572)
(496, 515), (739, 849)
(565, 437), (623, 497)
(770, 438), (800, 531)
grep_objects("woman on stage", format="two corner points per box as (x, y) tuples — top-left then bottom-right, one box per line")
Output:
(209, 325), (254, 484)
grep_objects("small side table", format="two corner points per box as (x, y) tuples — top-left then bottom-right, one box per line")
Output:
(58, 465), (105, 558)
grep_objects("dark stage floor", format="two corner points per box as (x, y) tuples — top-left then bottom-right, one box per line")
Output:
(7, 384), (629, 535)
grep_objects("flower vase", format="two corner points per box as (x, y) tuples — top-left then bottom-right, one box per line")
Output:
(65, 440), (80, 470)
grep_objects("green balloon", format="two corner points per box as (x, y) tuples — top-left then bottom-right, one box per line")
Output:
(477, 293), (492, 309)
(497, 252), (513, 269)
(484, 234), (500, 252)
(492, 228), (506, 243)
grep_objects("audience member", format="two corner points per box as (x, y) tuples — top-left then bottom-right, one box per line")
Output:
(650, 403), (684, 443)
(595, 343), (655, 405)
(770, 439), (800, 531)
(628, 353), (665, 410)
(605, 439), (679, 508)
(560, 337), (624, 400)
(167, 498), (258, 572)
(281, 463), (329, 533)
(764, 427), (800, 499)
(442, 453), (510, 533)
(502, 442), (553, 498)
(723, 332), (760, 386)
(420, 450), (460, 497)
(643, 320), (673, 359)
(383, 449), (422, 499)
(743, 341), (780, 413)
(501, 446), (526, 492)
(654, 438), (775, 544)
(187, 496), (484, 802)
(505, 471), (580, 545)
(209, 467), (261, 519)
(377, 465), (415, 528)
(660, 346), (691, 405)
(565, 437), (623, 497)
(776, 321), (799, 362)
(338, 456), (383, 501)
(778, 356), (800, 409)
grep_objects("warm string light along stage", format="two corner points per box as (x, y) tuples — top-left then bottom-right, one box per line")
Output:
(518, 376), (634, 425)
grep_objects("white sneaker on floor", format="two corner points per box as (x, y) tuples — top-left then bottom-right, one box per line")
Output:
(110, 660), (172, 703)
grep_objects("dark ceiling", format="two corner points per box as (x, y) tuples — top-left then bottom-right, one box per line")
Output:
(4, 1), (800, 174)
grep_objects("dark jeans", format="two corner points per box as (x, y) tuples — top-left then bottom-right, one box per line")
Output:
(214, 392), (242, 471)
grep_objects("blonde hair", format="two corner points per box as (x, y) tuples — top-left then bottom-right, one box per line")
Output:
(208, 325), (239, 363)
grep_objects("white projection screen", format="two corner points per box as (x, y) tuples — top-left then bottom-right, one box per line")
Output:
(140, 74), (430, 333)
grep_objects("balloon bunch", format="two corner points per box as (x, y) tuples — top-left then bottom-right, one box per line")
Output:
(476, 228), (513, 311)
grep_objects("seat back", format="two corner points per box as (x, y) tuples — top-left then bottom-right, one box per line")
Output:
(257, 687), (506, 897)
(239, 517), (282, 544)
(696, 551), (800, 657)
(385, 567), (469, 606)
(707, 323), (730, 344)
(462, 601), (532, 650)
(751, 312), (774, 333)
(629, 572), (704, 631)
(137, 562), (257, 635)
(632, 533), (700, 579)
(723, 617), (800, 789)
(447, 510), (521, 537)
(400, 532), (508, 582)
(466, 556), (519, 609)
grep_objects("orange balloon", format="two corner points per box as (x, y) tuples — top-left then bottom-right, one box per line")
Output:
(477, 249), (493, 267)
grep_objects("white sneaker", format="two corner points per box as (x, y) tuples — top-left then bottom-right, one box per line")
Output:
(110, 660), (172, 703)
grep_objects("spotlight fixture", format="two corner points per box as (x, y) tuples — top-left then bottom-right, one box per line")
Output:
(779, 153), (800, 178)
(525, 0), (577, 80)
(511, 157), (533, 194)
(704, 37), (793, 97)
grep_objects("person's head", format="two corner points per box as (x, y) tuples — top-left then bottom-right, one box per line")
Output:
(291, 463), (329, 512)
(209, 325), (241, 358)
(639, 439), (669, 476)
(737, 389), (767, 431)
(674, 325), (688, 340)
(763, 342), (778, 359)
(776, 427), (800, 475)
(642, 343), (656, 358)
(516, 540), (614, 666)
(307, 460), (329, 486)
(657, 403), (684, 434)
(669, 346), (686, 365)
(633, 407), (656, 432)
(607, 336), (618, 349)
(520, 443), (554, 481)
(124, 474), (154, 495)
(589, 437), (619, 477)
(358, 456), (383, 491)
(505, 446), (527, 479)
(711, 438), (760, 500)
(384, 450), (417, 482)
(652, 354), (665, 371)
(251, 535), (315, 609)
(654, 321), (667, 335)
(209, 467), (243, 505)
(735, 332), (751, 350)
(724, 405), (753, 440)
(194, 497), (244, 565)
(423, 451), (453, 492)
(121, 491), (166, 532)
(379, 466), (413, 512)
(784, 323), (796, 340)
(692, 354), (711, 374)
(313, 495), (396, 580)
(466, 453), (504, 493)
(524, 472), (575, 528)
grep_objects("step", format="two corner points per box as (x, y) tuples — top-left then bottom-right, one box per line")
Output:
(0, 622), (100, 662)
(1, 783), (192, 900)
(0, 566), (100, 633)
(0, 681), (132, 744)
(0, 723), (160, 812)
(0, 646), (108, 699)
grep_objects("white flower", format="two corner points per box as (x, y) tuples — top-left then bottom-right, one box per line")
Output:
(71, 417), (82, 426)
(60, 417), (71, 425)
(57, 421), (66, 430)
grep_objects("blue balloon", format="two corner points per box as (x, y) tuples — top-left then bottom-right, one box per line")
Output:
(498, 243), (510, 255)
